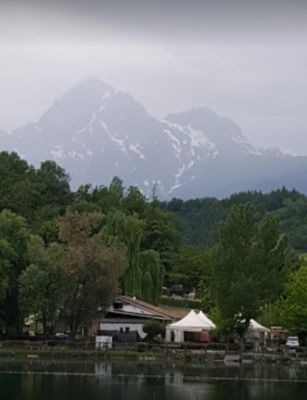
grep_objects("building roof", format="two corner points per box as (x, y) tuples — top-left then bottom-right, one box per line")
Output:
(100, 318), (150, 323)
(159, 305), (189, 320)
(111, 295), (177, 321)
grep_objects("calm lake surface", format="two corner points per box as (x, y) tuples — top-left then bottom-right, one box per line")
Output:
(0, 359), (307, 399)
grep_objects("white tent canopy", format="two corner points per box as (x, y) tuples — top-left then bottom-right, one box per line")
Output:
(198, 311), (216, 329)
(167, 310), (208, 330)
(249, 319), (270, 333)
(165, 310), (216, 343)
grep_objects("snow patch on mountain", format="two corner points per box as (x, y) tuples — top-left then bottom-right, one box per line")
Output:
(263, 147), (298, 158)
(188, 125), (210, 149)
(164, 129), (181, 159)
(50, 148), (64, 158)
(129, 143), (146, 159)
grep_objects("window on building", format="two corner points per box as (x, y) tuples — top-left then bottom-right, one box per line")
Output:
(119, 327), (124, 333)
(125, 327), (130, 333)
(113, 301), (123, 310)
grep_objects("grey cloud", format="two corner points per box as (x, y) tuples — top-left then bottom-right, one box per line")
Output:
(2, 0), (307, 43)
(0, 0), (307, 154)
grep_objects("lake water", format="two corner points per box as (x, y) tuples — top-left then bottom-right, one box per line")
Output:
(0, 359), (307, 399)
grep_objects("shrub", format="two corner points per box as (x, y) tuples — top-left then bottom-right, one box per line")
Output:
(143, 320), (164, 337)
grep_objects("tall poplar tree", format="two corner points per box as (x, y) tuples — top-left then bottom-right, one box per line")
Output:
(212, 203), (290, 342)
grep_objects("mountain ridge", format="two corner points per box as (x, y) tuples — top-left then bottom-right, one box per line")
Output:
(1, 79), (307, 199)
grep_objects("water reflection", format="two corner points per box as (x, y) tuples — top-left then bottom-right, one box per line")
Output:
(165, 371), (183, 385)
(0, 360), (307, 400)
(95, 362), (112, 378)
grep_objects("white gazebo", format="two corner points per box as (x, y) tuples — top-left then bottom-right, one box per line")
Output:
(165, 310), (216, 343)
(246, 319), (271, 351)
(248, 319), (270, 333)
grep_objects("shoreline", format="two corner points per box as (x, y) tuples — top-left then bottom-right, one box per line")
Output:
(0, 347), (306, 366)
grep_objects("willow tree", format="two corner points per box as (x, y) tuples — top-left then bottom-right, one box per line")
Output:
(140, 250), (163, 305)
(104, 211), (143, 297)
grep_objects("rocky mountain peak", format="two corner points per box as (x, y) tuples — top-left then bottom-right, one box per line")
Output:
(1, 79), (307, 199)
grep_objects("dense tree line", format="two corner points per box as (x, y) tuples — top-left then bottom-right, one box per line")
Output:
(1, 151), (307, 340)
(161, 187), (307, 252)
(0, 152), (180, 336)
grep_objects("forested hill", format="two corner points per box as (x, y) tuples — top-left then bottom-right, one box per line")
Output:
(1, 150), (307, 253)
(161, 188), (307, 252)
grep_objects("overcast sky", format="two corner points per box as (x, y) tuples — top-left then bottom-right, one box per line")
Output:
(1, 0), (307, 154)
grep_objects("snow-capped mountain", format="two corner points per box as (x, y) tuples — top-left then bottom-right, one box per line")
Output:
(2, 79), (307, 199)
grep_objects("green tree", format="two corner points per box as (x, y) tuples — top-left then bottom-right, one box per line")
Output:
(279, 264), (307, 342)
(122, 186), (147, 217)
(212, 203), (290, 344)
(32, 160), (72, 229)
(91, 177), (124, 213)
(56, 211), (125, 336)
(140, 250), (163, 305)
(18, 235), (61, 334)
(172, 245), (212, 294)
(142, 202), (181, 272)
(104, 211), (165, 304)
(143, 319), (164, 339)
(0, 240), (12, 302)
(253, 214), (289, 303)
(19, 264), (59, 334)
(0, 210), (30, 334)
(104, 210), (143, 297)
(0, 152), (38, 220)
(0, 153), (73, 242)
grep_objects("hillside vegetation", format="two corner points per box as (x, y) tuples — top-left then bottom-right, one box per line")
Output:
(1, 151), (307, 340)
(162, 188), (307, 251)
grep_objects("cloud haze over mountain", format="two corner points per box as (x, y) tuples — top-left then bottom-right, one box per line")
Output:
(1, 0), (307, 154)
(2, 78), (307, 199)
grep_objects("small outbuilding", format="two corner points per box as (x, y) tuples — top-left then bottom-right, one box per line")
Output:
(165, 310), (216, 343)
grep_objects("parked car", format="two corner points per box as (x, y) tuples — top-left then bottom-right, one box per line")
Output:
(55, 332), (70, 339)
(286, 336), (299, 348)
(169, 284), (184, 297)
